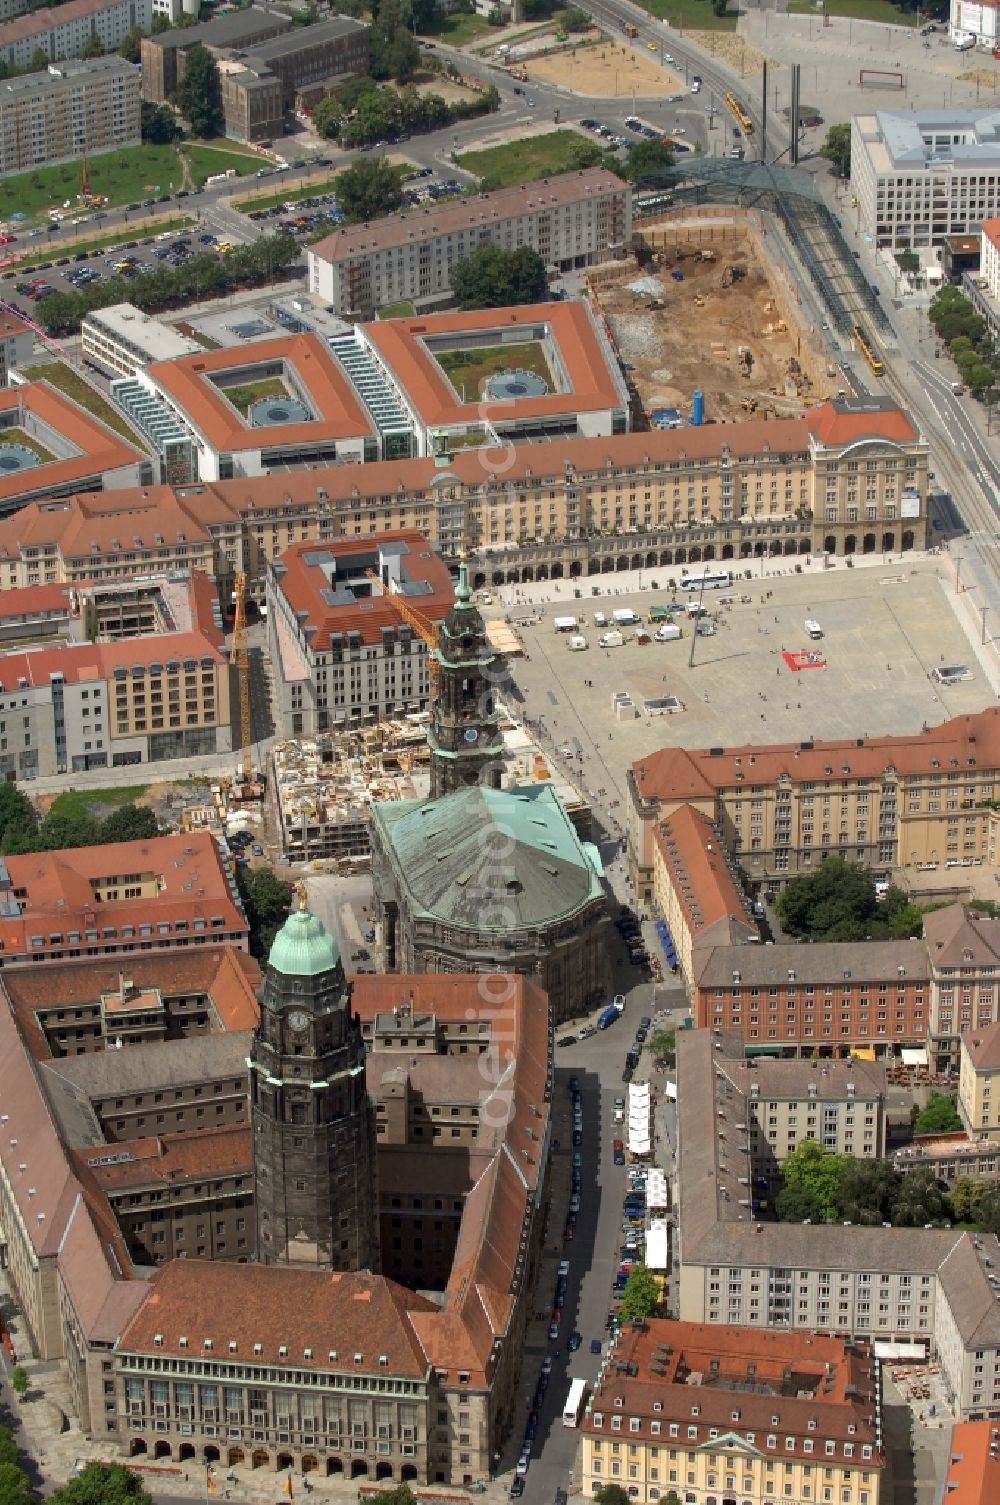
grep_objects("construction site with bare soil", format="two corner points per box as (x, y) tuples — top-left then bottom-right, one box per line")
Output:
(588, 212), (840, 426)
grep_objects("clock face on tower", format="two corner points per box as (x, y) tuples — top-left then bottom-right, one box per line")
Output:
(464, 728), (479, 743)
(287, 1010), (310, 1033)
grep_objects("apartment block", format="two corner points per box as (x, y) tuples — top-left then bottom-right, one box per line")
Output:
(307, 168), (632, 317)
(629, 709), (1000, 903)
(579, 1319), (884, 1505)
(851, 109), (1000, 252)
(927, 905), (1000, 1070)
(0, 0), (151, 72)
(266, 530), (454, 736)
(674, 1027), (1000, 1420)
(959, 1018), (1000, 1138)
(0, 397), (929, 610)
(0, 830), (247, 967)
(0, 311), (32, 384)
(652, 804), (758, 980)
(0, 56), (139, 177)
(81, 303), (201, 380)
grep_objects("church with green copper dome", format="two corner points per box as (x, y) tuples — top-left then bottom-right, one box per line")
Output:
(249, 883), (379, 1272)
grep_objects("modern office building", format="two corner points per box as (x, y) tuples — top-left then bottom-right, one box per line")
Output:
(81, 304), (202, 380)
(0, 0), (151, 72)
(0, 56), (139, 177)
(579, 1319), (884, 1505)
(0, 380), (147, 519)
(307, 168), (632, 317)
(851, 109), (1000, 251)
(266, 530), (455, 736)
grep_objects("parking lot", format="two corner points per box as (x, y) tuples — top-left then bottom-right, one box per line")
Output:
(502, 561), (985, 799)
(3, 226), (243, 310)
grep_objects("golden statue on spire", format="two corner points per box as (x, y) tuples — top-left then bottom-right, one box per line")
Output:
(295, 878), (309, 913)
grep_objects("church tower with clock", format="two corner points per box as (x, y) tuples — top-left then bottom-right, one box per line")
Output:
(427, 563), (505, 799)
(250, 885), (378, 1272)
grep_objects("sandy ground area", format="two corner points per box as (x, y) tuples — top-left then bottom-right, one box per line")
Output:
(957, 64), (1000, 86)
(593, 242), (836, 421)
(528, 40), (683, 97)
(416, 72), (480, 104)
(686, 28), (778, 76)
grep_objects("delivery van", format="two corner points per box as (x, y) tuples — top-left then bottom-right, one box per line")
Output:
(599, 631), (625, 648)
(805, 619), (823, 639)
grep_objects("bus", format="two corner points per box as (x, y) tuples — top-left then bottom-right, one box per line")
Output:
(562, 1377), (587, 1428)
(852, 323), (884, 377)
(680, 569), (732, 592)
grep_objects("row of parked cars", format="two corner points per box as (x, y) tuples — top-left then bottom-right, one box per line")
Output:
(614, 1168), (650, 1295)
(616, 905), (650, 969)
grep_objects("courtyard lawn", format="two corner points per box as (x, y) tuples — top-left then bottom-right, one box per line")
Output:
(378, 299), (416, 320)
(221, 377), (289, 415)
(643, 0), (738, 30)
(436, 341), (554, 400)
(181, 142), (262, 189)
(0, 145), (183, 227)
(456, 130), (595, 189)
(28, 362), (146, 449)
(0, 426), (55, 462)
(48, 785), (149, 823)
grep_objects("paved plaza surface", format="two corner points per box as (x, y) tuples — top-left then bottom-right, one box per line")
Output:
(498, 557), (989, 809)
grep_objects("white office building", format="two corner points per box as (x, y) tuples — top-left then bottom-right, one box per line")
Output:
(851, 108), (1000, 250)
(82, 305), (201, 380)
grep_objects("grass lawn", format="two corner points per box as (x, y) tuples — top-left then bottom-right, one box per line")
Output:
(0, 145), (182, 227)
(234, 174), (341, 214)
(7, 216), (196, 272)
(420, 10), (494, 45)
(0, 426), (55, 462)
(456, 130), (595, 188)
(435, 341), (554, 399)
(643, 0), (738, 31)
(48, 785), (149, 823)
(181, 143), (261, 188)
(379, 299), (416, 320)
(220, 377), (289, 415)
(28, 362), (146, 449)
(785, 0), (919, 19)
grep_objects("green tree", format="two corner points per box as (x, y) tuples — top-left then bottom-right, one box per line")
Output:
(335, 156), (405, 223)
(648, 1028), (676, 1067)
(28, 46), (49, 73)
(820, 122), (851, 177)
(594, 1489), (631, 1505)
(0, 784), (39, 853)
(338, 74), (379, 111)
(778, 1138), (846, 1223)
(99, 804), (160, 844)
(950, 1176), (986, 1225)
(411, 0), (439, 27)
(975, 1183), (1000, 1235)
(38, 808), (101, 850)
(890, 1165), (948, 1227)
(48, 1463), (152, 1505)
(624, 137), (674, 187)
(0, 1432), (19, 1470)
(177, 43), (223, 138)
(236, 865), (293, 961)
(385, 26), (420, 81)
(837, 1158), (900, 1226)
(453, 243), (547, 309)
(80, 29), (104, 58)
(775, 857), (879, 942)
(9, 1369), (26, 1399)
(0, 1463), (30, 1505)
(554, 5), (590, 27)
(619, 1262), (660, 1322)
(141, 100), (178, 144)
(775, 1180), (821, 1223)
(371, 1487), (416, 1505)
(312, 95), (343, 140)
(913, 1092), (962, 1135)
(117, 24), (144, 62)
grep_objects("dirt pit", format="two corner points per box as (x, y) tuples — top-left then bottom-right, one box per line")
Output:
(528, 40), (682, 96)
(592, 229), (837, 423)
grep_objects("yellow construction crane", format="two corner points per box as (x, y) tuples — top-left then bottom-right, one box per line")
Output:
(233, 573), (252, 786)
(365, 568), (440, 698)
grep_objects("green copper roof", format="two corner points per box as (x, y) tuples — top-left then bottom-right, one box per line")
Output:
(453, 561), (473, 609)
(268, 905), (341, 977)
(371, 783), (603, 929)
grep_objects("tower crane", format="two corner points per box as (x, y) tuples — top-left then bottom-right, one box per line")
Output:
(233, 572), (252, 788)
(365, 568), (440, 699)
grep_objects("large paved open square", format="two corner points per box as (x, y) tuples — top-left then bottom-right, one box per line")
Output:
(500, 560), (990, 802)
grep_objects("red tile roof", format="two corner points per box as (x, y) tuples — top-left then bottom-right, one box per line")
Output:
(982, 217), (1000, 254)
(119, 1261), (437, 1376)
(633, 708), (1000, 804)
(0, 628), (224, 691)
(0, 581), (78, 621)
(0, 0), (134, 46)
(0, 311), (29, 339)
(0, 832), (247, 963)
(271, 530), (454, 651)
(362, 302), (623, 429)
(654, 805), (755, 940)
(942, 1422), (1000, 1504)
(807, 401), (918, 446)
(0, 382), (143, 504)
(147, 333), (376, 453)
(72, 1124), (252, 1192)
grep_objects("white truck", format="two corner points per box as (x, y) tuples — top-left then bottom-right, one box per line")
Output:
(654, 622), (682, 642)
(553, 616), (578, 633)
(599, 630), (625, 648)
(953, 29), (976, 48)
(612, 608), (641, 626)
(593, 611), (607, 627)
